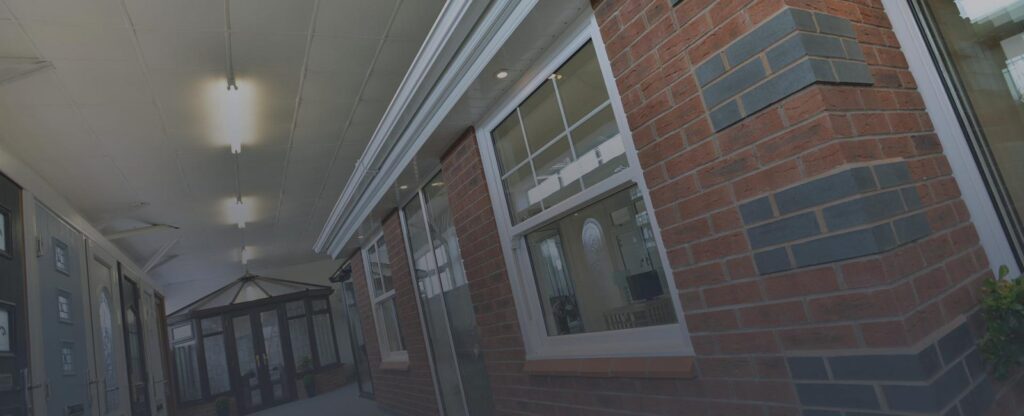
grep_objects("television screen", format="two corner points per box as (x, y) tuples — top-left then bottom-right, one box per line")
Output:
(627, 271), (663, 301)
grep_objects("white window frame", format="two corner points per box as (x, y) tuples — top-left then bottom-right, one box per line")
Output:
(881, 0), (1020, 277)
(475, 12), (693, 360)
(361, 233), (408, 363)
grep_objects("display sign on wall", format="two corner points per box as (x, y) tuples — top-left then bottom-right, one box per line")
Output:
(54, 238), (69, 275)
(0, 307), (10, 353)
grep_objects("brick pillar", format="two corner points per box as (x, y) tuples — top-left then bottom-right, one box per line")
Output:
(590, 0), (1022, 414)
(348, 217), (440, 416)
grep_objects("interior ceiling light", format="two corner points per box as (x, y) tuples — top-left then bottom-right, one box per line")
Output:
(399, 185), (409, 190)
(495, 70), (509, 79)
(231, 142), (242, 154)
(241, 246), (251, 265)
(229, 198), (248, 229)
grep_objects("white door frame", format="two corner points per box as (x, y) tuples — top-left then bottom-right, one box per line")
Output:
(881, 0), (1020, 276)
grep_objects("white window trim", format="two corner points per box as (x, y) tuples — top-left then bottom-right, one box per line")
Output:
(881, 0), (1020, 277)
(361, 233), (409, 364)
(474, 11), (694, 361)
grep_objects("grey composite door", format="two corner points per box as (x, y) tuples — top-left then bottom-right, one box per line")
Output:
(35, 203), (91, 416)
(85, 242), (128, 416)
(0, 174), (28, 416)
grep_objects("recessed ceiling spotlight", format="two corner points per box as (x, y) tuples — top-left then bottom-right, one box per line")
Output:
(399, 185), (409, 190)
(495, 70), (509, 79)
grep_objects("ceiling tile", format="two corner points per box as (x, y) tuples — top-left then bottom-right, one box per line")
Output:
(231, 32), (307, 73)
(0, 69), (68, 105)
(178, 149), (235, 198)
(374, 37), (421, 75)
(79, 103), (164, 137)
(387, 0), (443, 40)
(5, 0), (125, 26)
(306, 35), (378, 72)
(136, 29), (225, 71)
(292, 100), (353, 146)
(22, 22), (136, 61)
(300, 69), (365, 102)
(229, 0), (316, 34)
(53, 60), (152, 104)
(315, 0), (398, 38)
(282, 144), (335, 199)
(0, 21), (36, 57)
(124, 0), (225, 31)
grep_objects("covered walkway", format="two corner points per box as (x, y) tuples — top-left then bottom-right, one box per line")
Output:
(251, 384), (390, 416)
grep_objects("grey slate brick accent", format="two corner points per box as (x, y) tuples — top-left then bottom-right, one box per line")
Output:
(874, 162), (912, 189)
(703, 59), (767, 108)
(696, 54), (727, 86)
(748, 212), (821, 249)
(709, 100), (744, 132)
(901, 187), (923, 209)
(958, 378), (995, 415)
(814, 12), (857, 38)
(787, 357), (829, 380)
(791, 223), (896, 268)
(698, 7), (873, 132)
(740, 196), (774, 225)
(776, 167), (877, 215)
(802, 410), (841, 416)
(893, 213), (932, 244)
(882, 364), (969, 412)
(755, 248), (792, 274)
(828, 345), (941, 382)
(962, 348), (985, 381)
(796, 383), (881, 410)
(937, 324), (975, 365)
(822, 190), (906, 231)
(943, 405), (963, 416)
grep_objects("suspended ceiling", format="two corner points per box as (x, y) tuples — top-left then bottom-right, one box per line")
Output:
(0, 0), (444, 305)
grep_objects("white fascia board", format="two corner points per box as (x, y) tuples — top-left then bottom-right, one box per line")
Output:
(315, 0), (538, 257)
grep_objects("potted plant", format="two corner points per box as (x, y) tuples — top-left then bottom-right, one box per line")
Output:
(299, 357), (316, 397)
(980, 266), (1024, 380)
(215, 397), (231, 416)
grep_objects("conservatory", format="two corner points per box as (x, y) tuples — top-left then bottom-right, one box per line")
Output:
(167, 273), (345, 414)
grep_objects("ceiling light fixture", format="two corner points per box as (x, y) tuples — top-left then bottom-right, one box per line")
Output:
(495, 70), (509, 79)
(229, 198), (247, 229)
(231, 142), (242, 154)
(241, 246), (251, 265)
(399, 185), (408, 190)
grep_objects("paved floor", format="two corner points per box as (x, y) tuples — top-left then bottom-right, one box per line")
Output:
(250, 383), (390, 416)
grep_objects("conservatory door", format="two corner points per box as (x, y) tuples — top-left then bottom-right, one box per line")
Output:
(231, 307), (290, 413)
(85, 242), (127, 416)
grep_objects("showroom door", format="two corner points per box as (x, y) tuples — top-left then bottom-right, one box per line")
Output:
(85, 242), (128, 416)
(35, 204), (91, 416)
(231, 307), (290, 413)
(119, 273), (150, 416)
(0, 174), (28, 416)
(340, 279), (373, 398)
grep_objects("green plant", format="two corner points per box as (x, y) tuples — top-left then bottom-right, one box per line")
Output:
(215, 397), (230, 416)
(299, 356), (313, 373)
(980, 265), (1024, 380)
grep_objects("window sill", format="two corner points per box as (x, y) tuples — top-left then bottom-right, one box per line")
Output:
(379, 359), (410, 372)
(522, 356), (695, 379)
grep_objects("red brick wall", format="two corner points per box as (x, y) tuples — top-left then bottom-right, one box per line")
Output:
(349, 219), (440, 416)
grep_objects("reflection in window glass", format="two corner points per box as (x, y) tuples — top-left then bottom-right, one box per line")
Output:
(491, 41), (627, 224)
(313, 314), (338, 366)
(203, 334), (230, 395)
(173, 340), (201, 401)
(200, 317), (222, 335)
(286, 301), (306, 318)
(379, 298), (404, 353)
(919, 0), (1024, 254)
(99, 290), (119, 411)
(289, 317), (312, 370)
(526, 185), (677, 336)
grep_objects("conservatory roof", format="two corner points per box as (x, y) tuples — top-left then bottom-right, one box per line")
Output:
(169, 273), (331, 318)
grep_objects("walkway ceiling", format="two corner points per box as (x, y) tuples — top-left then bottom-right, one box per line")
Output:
(0, 0), (444, 305)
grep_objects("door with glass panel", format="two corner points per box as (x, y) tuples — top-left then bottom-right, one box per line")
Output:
(0, 174), (28, 416)
(140, 290), (167, 415)
(910, 0), (1024, 264)
(119, 272), (150, 416)
(401, 175), (494, 416)
(85, 242), (128, 416)
(340, 279), (374, 398)
(231, 307), (289, 412)
(35, 204), (91, 416)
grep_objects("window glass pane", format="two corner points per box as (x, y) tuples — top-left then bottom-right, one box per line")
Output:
(556, 42), (611, 125)
(312, 299), (328, 312)
(490, 40), (628, 225)
(203, 334), (230, 395)
(171, 323), (192, 342)
(98, 289), (119, 410)
(376, 243), (393, 293)
(493, 112), (528, 174)
(288, 317), (312, 370)
(503, 164), (541, 223)
(378, 298), (404, 353)
(173, 340), (201, 401)
(366, 244), (383, 296)
(313, 314), (338, 366)
(917, 0), (1024, 251)
(286, 301), (306, 318)
(570, 106), (627, 187)
(201, 318), (222, 335)
(520, 80), (564, 152)
(531, 135), (582, 208)
(526, 185), (677, 336)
